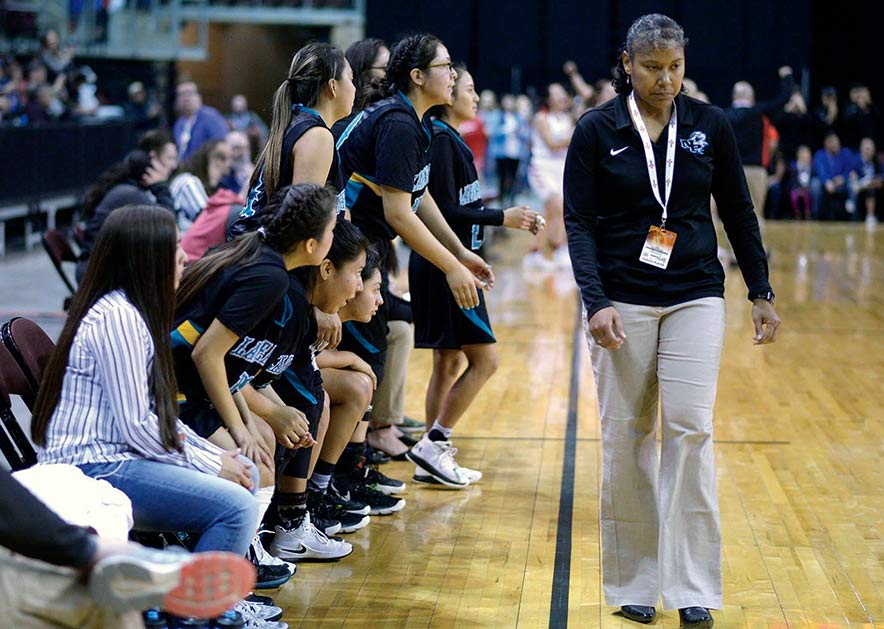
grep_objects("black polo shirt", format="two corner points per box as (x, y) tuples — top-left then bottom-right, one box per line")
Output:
(564, 92), (771, 319)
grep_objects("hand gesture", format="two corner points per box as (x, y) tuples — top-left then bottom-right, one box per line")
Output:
(587, 306), (626, 350)
(314, 309), (342, 350)
(141, 156), (170, 187)
(230, 425), (271, 470)
(268, 405), (313, 450)
(503, 205), (540, 231)
(458, 248), (495, 288)
(751, 300), (781, 345)
(218, 449), (254, 490)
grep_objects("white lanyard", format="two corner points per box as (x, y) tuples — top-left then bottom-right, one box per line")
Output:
(627, 91), (677, 227)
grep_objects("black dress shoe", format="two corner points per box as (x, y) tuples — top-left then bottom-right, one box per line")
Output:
(678, 607), (713, 627)
(620, 605), (656, 624)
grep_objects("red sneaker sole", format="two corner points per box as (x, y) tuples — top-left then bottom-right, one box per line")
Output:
(163, 552), (256, 619)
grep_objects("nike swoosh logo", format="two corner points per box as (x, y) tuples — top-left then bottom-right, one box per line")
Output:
(274, 544), (307, 555)
(610, 146), (629, 156)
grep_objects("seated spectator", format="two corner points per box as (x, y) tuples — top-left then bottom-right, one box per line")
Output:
(125, 81), (163, 131)
(181, 188), (246, 262)
(226, 94), (268, 150)
(765, 126), (788, 219)
(77, 150), (175, 279)
(32, 205), (268, 625)
(1, 467), (253, 628)
(811, 131), (858, 220)
(173, 81), (228, 161)
(851, 137), (883, 227)
(38, 29), (75, 82)
(138, 129), (179, 174)
(24, 83), (67, 125)
(170, 139), (232, 232)
(842, 84), (879, 150)
(814, 86), (841, 143)
(788, 145), (813, 220)
(218, 129), (254, 196)
(0, 58), (27, 120)
(71, 66), (99, 118)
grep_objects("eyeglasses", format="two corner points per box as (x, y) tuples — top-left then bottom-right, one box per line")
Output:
(426, 62), (455, 72)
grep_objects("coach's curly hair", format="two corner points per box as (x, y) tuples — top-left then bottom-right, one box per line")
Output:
(382, 33), (442, 97)
(176, 183), (336, 307)
(612, 14), (689, 95)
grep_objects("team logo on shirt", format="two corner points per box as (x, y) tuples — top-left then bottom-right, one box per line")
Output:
(264, 353), (295, 376)
(680, 131), (708, 155)
(230, 336), (277, 366)
(413, 164), (431, 191)
(459, 180), (481, 205)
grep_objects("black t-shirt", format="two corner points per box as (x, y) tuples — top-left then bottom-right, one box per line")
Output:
(172, 246), (291, 407)
(250, 269), (315, 389)
(336, 92), (433, 243)
(564, 92), (771, 319)
(230, 106), (345, 239)
(429, 119), (504, 250)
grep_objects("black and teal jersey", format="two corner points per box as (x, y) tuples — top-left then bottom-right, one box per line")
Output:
(171, 245), (291, 410)
(429, 118), (504, 250)
(230, 105), (345, 239)
(336, 91), (433, 243)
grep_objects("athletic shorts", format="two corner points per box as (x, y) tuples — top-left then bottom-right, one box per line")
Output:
(178, 402), (224, 439)
(272, 364), (324, 479)
(408, 250), (496, 349)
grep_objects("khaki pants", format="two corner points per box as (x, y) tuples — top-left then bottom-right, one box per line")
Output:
(0, 549), (141, 628)
(743, 165), (768, 234)
(587, 297), (725, 610)
(370, 320), (413, 424)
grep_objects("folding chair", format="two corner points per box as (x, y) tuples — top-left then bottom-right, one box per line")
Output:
(42, 229), (78, 309)
(0, 344), (38, 470)
(1, 317), (55, 410)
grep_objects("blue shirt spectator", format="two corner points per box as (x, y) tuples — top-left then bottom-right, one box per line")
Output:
(173, 81), (229, 162)
(812, 132), (856, 186)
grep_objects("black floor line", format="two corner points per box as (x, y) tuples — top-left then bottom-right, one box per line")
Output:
(548, 305), (582, 628)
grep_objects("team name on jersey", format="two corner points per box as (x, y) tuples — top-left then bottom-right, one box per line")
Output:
(335, 189), (346, 213)
(229, 371), (254, 394)
(412, 164), (430, 192)
(459, 180), (482, 206)
(230, 336), (277, 366)
(264, 352), (295, 376)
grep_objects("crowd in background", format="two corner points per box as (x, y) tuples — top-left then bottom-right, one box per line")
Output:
(2, 33), (881, 231)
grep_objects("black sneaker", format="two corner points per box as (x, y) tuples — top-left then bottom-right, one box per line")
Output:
(345, 476), (406, 515)
(327, 481), (371, 515)
(307, 489), (370, 534)
(361, 464), (407, 495)
(365, 445), (391, 465)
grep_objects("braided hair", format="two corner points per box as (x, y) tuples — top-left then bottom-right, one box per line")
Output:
(382, 33), (442, 97)
(249, 42), (346, 201)
(176, 183), (336, 308)
(612, 14), (688, 95)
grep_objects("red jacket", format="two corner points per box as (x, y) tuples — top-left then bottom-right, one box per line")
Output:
(181, 189), (245, 262)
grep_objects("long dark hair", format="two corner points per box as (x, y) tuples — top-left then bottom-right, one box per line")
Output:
(82, 150), (152, 218)
(177, 183), (336, 308)
(382, 33), (442, 97)
(31, 205), (180, 450)
(612, 13), (689, 95)
(138, 129), (174, 155)
(428, 62), (468, 120)
(249, 42), (346, 201)
(346, 37), (387, 110)
(180, 139), (222, 195)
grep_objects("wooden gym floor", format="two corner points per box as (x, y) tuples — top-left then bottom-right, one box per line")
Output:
(272, 222), (882, 628)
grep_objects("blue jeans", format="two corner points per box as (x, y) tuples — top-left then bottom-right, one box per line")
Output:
(78, 458), (258, 556)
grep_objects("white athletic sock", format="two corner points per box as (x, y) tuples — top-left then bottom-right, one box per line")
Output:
(429, 420), (453, 441)
(254, 486), (275, 533)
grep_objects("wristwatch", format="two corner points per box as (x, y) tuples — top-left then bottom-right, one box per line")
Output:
(748, 289), (775, 304)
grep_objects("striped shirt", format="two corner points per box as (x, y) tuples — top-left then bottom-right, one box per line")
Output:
(38, 290), (224, 475)
(170, 172), (208, 232)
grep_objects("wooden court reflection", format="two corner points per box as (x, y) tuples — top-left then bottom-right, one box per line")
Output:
(272, 223), (883, 628)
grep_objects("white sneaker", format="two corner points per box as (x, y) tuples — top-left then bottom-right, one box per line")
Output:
(414, 463), (482, 485)
(866, 215), (878, 229)
(269, 513), (353, 562)
(406, 436), (470, 488)
(233, 600), (288, 628)
(251, 534), (295, 575)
